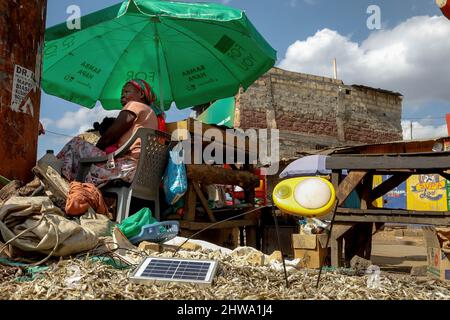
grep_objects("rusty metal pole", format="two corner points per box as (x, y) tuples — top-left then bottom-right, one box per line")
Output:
(0, 0), (47, 182)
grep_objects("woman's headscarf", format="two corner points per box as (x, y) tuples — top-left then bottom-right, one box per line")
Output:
(126, 79), (155, 105)
(125, 78), (166, 131)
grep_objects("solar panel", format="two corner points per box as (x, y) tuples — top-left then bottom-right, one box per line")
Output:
(129, 257), (219, 286)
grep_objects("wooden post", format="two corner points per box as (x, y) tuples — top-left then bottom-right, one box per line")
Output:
(0, 0), (47, 182)
(330, 223), (354, 267)
(192, 183), (216, 222)
(360, 173), (373, 210)
(184, 183), (197, 222)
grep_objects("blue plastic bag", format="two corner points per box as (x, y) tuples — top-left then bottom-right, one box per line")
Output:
(163, 143), (187, 205)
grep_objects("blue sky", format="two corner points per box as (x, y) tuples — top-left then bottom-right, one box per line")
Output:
(38, 0), (450, 157)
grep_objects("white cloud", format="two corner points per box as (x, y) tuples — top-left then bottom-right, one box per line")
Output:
(401, 120), (448, 140)
(55, 105), (120, 134)
(278, 16), (450, 104)
(40, 117), (54, 127)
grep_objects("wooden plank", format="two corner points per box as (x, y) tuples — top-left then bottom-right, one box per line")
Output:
(180, 219), (257, 231)
(335, 170), (367, 205)
(332, 151), (450, 157)
(336, 207), (450, 216)
(439, 171), (450, 181)
(187, 165), (259, 187)
(334, 215), (450, 225)
(370, 173), (411, 202)
(326, 155), (450, 170)
(184, 183), (197, 222)
(372, 169), (447, 175)
(166, 118), (251, 154)
(192, 183), (216, 222)
(330, 223), (355, 239)
(32, 166), (69, 200)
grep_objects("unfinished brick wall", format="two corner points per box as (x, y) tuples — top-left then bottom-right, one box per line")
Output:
(236, 68), (403, 160)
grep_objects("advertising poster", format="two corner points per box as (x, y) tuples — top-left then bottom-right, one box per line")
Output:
(407, 174), (448, 212)
(382, 175), (407, 209)
(372, 175), (383, 208)
(447, 179), (450, 211)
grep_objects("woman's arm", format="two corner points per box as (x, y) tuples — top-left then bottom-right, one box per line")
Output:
(96, 110), (136, 150)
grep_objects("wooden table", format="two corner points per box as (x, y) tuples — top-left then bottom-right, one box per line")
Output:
(323, 151), (450, 267)
(166, 119), (262, 249)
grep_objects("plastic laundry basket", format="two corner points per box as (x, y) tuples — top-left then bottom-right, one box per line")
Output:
(128, 221), (180, 245)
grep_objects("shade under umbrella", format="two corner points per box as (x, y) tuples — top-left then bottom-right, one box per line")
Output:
(42, 0), (276, 111)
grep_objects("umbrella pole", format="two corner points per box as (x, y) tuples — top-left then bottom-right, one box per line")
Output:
(153, 19), (165, 114)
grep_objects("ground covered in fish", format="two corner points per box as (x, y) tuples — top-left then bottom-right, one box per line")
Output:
(1, 249), (449, 300)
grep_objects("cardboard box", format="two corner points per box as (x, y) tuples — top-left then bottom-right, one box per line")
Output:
(292, 233), (329, 269)
(422, 227), (450, 281)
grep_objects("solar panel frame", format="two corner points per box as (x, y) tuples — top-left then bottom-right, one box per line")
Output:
(129, 257), (219, 286)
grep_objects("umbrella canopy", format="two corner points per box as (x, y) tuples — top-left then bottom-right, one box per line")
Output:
(279, 155), (331, 178)
(197, 96), (235, 128)
(42, 0), (276, 111)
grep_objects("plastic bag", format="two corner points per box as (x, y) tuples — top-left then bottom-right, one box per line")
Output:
(117, 207), (158, 239)
(163, 143), (187, 205)
(301, 218), (327, 235)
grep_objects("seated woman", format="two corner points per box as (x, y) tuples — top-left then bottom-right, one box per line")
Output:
(56, 79), (166, 188)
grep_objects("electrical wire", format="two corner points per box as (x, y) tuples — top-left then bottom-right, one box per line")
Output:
(173, 206), (267, 255)
(43, 130), (76, 138)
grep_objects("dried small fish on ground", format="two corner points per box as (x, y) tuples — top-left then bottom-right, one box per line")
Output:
(0, 265), (20, 282)
(0, 249), (449, 300)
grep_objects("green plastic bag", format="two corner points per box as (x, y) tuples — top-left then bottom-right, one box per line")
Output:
(117, 207), (157, 239)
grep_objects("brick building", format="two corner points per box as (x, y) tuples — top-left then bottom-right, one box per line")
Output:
(234, 67), (403, 161)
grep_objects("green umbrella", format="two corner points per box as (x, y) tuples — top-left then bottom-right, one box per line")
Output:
(42, 0), (276, 111)
(197, 96), (235, 128)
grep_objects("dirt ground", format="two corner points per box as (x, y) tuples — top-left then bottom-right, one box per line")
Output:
(371, 228), (427, 273)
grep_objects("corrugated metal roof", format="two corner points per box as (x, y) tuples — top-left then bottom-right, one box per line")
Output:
(300, 136), (450, 155)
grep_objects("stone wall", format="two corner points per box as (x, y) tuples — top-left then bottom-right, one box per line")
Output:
(236, 67), (403, 160)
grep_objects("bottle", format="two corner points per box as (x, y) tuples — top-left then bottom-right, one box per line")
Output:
(37, 150), (63, 174)
(366, 265), (381, 289)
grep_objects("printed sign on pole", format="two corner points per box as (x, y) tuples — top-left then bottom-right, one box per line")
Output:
(10, 65), (36, 117)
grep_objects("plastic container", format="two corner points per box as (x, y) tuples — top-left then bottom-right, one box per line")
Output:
(128, 221), (180, 244)
(37, 150), (63, 174)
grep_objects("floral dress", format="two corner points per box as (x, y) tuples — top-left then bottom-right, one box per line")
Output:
(57, 137), (137, 188)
